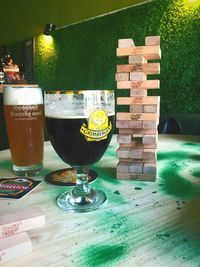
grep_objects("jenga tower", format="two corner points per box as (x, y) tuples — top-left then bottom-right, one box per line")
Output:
(115, 36), (161, 181)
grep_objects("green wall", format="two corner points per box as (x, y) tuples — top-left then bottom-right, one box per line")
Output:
(1, 0), (200, 150)
(35, 0), (200, 116)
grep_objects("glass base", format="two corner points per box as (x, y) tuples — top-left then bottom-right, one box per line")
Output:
(13, 162), (43, 177)
(57, 189), (107, 212)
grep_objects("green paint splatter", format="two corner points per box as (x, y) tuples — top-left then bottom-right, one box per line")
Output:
(0, 160), (12, 170)
(106, 147), (117, 158)
(183, 142), (200, 148)
(94, 166), (120, 184)
(92, 166), (127, 204)
(191, 170), (200, 178)
(158, 149), (200, 198)
(82, 244), (128, 267)
(160, 165), (200, 198)
(156, 233), (171, 239)
(98, 211), (135, 236)
(189, 154), (200, 161)
(134, 187), (142, 190)
(158, 151), (189, 161)
(40, 167), (56, 177)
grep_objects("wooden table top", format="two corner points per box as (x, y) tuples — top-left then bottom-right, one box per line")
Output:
(0, 134), (200, 267)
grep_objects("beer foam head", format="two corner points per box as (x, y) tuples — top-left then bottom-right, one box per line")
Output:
(4, 86), (43, 105)
(45, 90), (115, 118)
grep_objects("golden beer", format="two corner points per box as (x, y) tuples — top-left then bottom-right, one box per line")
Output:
(3, 86), (44, 176)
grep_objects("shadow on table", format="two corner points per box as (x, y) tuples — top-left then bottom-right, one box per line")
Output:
(93, 166), (120, 184)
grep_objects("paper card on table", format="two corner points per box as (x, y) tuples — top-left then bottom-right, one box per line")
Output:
(0, 178), (41, 199)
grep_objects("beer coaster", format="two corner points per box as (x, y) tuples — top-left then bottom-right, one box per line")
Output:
(45, 168), (97, 186)
(0, 178), (41, 199)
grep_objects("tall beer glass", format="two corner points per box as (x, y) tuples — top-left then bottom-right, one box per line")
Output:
(3, 85), (44, 176)
(45, 90), (115, 212)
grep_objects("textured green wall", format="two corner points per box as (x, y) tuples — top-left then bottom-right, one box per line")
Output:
(35, 0), (200, 115)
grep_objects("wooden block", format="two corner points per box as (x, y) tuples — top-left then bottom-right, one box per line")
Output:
(117, 96), (160, 105)
(143, 134), (157, 145)
(143, 163), (157, 174)
(143, 120), (158, 129)
(120, 143), (157, 149)
(117, 112), (158, 121)
(116, 120), (129, 128)
(143, 63), (160, 74)
(143, 105), (159, 113)
(0, 232), (32, 264)
(130, 163), (143, 173)
(117, 80), (160, 89)
(129, 55), (147, 64)
(143, 149), (157, 160)
(119, 128), (157, 135)
(119, 158), (156, 164)
(145, 36), (160, 46)
(115, 72), (129, 81)
(118, 39), (135, 48)
(116, 45), (161, 60)
(130, 89), (147, 97)
(0, 208), (45, 239)
(116, 120), (143, 129)
(128, 120), (143, 129)
(117, 63), (160, 74)
(130, 105), (143, 113)
(116, 148), (129, 158)
(117, 134), (132, 144)
(117, 172), (156, 181)
(117, 162), (130, 173)
(130, 72), (146, 81)
(129, 148), (143, 159)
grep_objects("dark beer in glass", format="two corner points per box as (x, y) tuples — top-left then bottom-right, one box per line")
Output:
(45, 90), (115, 212)
(46, 115), (114, 166)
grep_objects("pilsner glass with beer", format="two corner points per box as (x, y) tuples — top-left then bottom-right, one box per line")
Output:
(3, 85), (44, 176)
(45, 90), (115, 212)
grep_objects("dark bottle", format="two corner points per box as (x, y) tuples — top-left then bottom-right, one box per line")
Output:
(1, 45), (12, 66)
(0, 59), (5, 84)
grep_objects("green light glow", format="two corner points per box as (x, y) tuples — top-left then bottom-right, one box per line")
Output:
(37, 34), (55, 60)
(183, 0), (200, 9)
(157, 0), (200, 50)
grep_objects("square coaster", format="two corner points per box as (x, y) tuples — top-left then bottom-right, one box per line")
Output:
(0, 178), (41, 199)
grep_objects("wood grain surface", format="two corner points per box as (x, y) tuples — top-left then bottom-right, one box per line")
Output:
(0, 135), (200, 267)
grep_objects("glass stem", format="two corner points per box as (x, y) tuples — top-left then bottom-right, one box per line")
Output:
(72, 166), (93, 197)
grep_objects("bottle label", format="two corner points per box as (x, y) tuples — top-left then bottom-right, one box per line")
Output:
(9, 105), (43, 121)
(80, 110), (112, 141)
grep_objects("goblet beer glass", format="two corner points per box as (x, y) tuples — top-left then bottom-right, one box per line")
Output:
(45, 90), (115, 212)
(3, 85), (44, 176)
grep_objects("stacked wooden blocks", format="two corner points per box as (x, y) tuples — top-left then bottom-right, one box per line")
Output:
(116, 36), (161, 181)
(0, 208), (45, 264)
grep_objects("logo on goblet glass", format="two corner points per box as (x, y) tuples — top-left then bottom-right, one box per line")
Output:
(80, 109), (112, 141)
